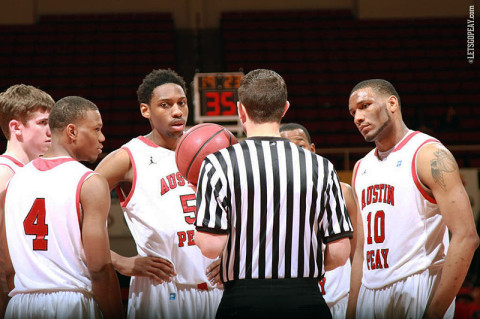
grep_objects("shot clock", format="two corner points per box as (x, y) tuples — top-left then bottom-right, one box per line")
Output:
(193, 72), (244, 124)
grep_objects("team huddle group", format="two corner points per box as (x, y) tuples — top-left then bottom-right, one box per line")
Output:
(0, 68), (478, 319)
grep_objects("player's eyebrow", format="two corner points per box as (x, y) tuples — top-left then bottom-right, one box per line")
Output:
(157, 96), (186, 102)
(354, 97), (372, 106)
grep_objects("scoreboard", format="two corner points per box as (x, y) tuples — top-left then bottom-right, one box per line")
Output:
(193, 72), (243, 123)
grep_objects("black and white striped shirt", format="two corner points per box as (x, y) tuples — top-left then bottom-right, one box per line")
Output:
(196, 137), (353, 283)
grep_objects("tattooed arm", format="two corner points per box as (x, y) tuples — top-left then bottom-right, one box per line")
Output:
(417, 143), (479, 318)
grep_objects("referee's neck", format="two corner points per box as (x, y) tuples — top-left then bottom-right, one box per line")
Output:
(245, 122), (281, 138)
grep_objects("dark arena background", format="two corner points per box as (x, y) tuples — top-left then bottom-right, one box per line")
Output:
(1, 0), (479, 314)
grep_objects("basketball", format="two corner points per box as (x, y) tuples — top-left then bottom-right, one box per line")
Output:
(175, 123), (238, 185)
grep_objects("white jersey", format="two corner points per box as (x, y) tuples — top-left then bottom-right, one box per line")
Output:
(320, 261), (351, 307)
(353, 131), (449, 289)
(118, 137), (217, 287)
(0, 154), (24, 174)
(0, 154), (24, 294)
(5, 157), (95, 296)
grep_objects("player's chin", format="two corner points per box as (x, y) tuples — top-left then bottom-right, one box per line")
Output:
(169, 129), (184, 139)
(85, 150), (102, 163)
(364, 134), (374, 142)
(86, 155), (100, 163)
(362, 130), (377, 143)
(40, 143), (51, 153)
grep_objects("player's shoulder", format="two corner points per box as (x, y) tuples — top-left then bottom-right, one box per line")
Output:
(0, 165), (15, 190)
(81, 173), (110, 196)
(403, 130), (441, 150)
(0, 163), (15, 178)
(95, 146), (134, 184)
(413, 130), (448, 159)
(416, 141), (454, 167)
(97, 147), (131, 168)
(340, 182), (352, 193)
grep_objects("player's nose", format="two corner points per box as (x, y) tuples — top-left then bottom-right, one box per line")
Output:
(354, 110), (365, 126)
(99, 130), (106, 142)
(171, 103), (184, 117)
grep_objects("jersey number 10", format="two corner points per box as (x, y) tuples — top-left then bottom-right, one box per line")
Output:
(366, 210), (385, 244)
(23, 198), (48, 251)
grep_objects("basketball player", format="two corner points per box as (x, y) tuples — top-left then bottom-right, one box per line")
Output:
(0, 84), (54, 318)
(195, 69), (353, 318)
(95, 69), (222, 318)
(1, 96), (124, 318)
(346, 79), (479, 318)
(280, 122), (357, 319)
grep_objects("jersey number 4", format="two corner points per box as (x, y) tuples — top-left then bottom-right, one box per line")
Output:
(23, 198), (48, 250)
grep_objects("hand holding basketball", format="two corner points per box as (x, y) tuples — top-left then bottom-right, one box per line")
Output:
(175, 123), (238, 185)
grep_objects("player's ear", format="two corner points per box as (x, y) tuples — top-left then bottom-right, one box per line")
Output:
(387, 95), (399, 113)
(66, 123), (77, 141)
(309, 143), (316, 153)
(237, 102), (246, 123)
(282, 101), (290, 118)
(140, 103), (150, 119)
(8, 119), (22, 137)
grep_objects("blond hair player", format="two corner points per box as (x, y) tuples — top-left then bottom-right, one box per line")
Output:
(0, 84), (54, 318)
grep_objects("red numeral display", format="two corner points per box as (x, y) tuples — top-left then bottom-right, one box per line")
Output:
(205, 91), (236, 116)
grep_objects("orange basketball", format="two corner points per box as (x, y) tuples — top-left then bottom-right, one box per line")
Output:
(175, 123), (238, 185)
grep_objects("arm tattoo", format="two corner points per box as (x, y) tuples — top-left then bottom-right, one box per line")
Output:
(430, 149), (457, 191)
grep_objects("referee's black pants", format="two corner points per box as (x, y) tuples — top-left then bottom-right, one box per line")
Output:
(216, 278), (332, 319)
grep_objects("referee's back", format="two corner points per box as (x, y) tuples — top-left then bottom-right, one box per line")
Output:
(196, 136), (353, 282)
(194, 68), (352, 319)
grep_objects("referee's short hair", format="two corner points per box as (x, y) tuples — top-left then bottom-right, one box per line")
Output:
(238, 69), (287, 124)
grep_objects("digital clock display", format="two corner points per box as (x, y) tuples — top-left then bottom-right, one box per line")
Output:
(194, 72), (243, 122)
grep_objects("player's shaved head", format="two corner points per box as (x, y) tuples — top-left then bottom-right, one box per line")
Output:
(350, 79), (401, 107)
(49, 96), (98, 131)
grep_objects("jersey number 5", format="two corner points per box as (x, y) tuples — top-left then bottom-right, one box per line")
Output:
(23, 198), (48, 250)
(180, 194), (197, 224)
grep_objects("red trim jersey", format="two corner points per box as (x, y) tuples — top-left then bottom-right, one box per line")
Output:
(4, 157), (95, 296)
(0, 155), (24, 295)
(353, 131), (449, 289)
(0, 154), (24, 174)
(117, 137), (217, 287)
(321, 260), (351, 306)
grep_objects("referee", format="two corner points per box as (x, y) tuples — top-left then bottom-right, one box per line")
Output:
(195, 69), (353, 318)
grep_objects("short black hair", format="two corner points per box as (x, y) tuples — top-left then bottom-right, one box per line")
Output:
(280, 123), (311, 143)
(137, 69), (187, 105)
(350, 79), (401, 106)
(49, 96), (98, 131)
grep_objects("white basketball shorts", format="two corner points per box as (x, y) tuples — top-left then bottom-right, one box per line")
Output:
(5, 290), (101, 319)
(356, 267), (455, 319)
(127, 276), (223, 319)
